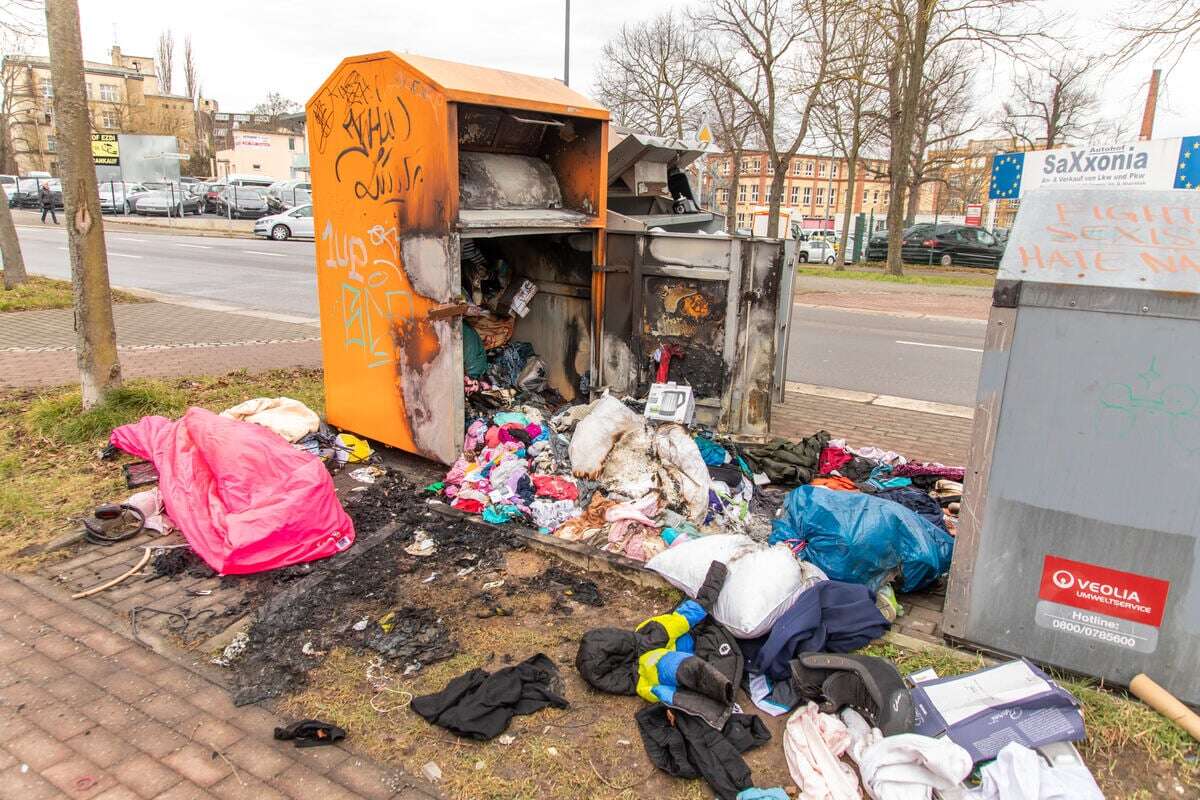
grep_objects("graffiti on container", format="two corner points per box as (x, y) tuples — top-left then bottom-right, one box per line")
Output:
(335, 69), (371, 107)
(1097, 357), (1200, 455)
(311, 97), (333, 155)
(322, 220), (413, 368)
(333, 82), (420, 204)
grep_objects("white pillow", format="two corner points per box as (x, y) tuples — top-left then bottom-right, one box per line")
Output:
(646, 534), (824, 638)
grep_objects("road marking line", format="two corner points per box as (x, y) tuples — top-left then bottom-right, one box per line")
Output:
(895, 339), (983, 353)
(58, 246), (142, 258)
(114, 236), (145, 243)
(784, 380), (974, 419)
(242, 250), (287, 258)
(175, 243), (211, 249)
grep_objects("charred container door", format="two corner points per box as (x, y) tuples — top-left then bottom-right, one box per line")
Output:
(308, 56), (463, 465)
(598, 231), (783, 437)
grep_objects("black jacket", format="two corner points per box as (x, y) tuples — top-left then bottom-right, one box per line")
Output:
(39, 186), (52, 207)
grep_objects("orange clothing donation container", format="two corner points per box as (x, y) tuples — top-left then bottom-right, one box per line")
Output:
(307, 53), (609, 464)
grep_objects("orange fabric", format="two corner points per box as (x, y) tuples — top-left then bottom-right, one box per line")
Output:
(811, 476), (859, 492)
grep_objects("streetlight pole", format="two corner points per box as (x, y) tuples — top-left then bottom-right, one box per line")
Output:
(563, 0), (571, 86)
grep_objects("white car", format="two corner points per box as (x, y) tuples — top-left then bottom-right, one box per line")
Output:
(796, 237), (838, 265)
(254, 204), (314, 241)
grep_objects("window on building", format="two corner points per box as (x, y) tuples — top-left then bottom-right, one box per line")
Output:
(749, 184), (760, 203)
(740, 157), (751, 172)
(252, 163), (262, 170)
(717, 188), (729, 206)
(99, 84), (119, 102)
(789, 186), (800, 205)
(863, 188), (870, 204)
(738, 184), (747, 202)
(46, 136), (56, 153)
(816, 187), (826, 205)
(830, 188), (838, 207)
(86, 83), (93, 98)
(873, 190), (880, 204)
(803, 186), (812, 204)
(804, 161), (813, 176)
(765, 160), (774, 176)
(49, 160), (56, 173)
(288, 137), (296, 151)
(40, 79), (52, 99)
(736, 213), (747, 228)
(101, 110), (120, 129)
(883, 192), (889, 204)
(818, 162), (826, 177)
(792, 160), (803, 176)
(831, 163), (839, 178)
(721, 160), (730, 176)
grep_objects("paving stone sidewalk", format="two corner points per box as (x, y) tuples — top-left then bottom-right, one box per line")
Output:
(0, 303), (321, 388)
(772, 390), (972, 466)
(0, 573), (433, 800)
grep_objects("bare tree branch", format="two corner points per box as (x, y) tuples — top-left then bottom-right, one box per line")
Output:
(156, 29), (174, 95)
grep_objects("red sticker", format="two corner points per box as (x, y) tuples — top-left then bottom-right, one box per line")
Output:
(1039, 555), (1170, 627)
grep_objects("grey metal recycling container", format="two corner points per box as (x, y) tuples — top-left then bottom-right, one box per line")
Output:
(945, 187), (1200, 704)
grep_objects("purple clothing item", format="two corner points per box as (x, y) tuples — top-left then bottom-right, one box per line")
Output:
(893, 463), (965, 482)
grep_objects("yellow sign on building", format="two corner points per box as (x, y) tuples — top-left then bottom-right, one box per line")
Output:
(91, 133), (119, 166)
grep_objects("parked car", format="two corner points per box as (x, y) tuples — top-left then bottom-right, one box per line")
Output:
(864, 225), (936, 261)
(201, 182), (226, 214)
(9, 176), (57, 208)
(796, 237), (838, 265)
(899, 223), (1005, 268)
(0, 175), (15, 203)
(97, 182), (150, 214)
(254, 203), (314, 240)
(133, 185), (203, 216)
(215, 185), (269, 218)
(265, 180), (312, 213)
(224, 174), (275, 188)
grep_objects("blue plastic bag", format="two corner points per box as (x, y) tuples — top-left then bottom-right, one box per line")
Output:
(769, 485), (954, 593)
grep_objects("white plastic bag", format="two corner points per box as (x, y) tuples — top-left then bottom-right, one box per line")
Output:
(645, 533), (824, 638)
(569, 395), (642, 479)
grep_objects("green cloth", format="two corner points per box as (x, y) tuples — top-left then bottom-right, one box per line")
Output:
(463, 321), (488, 378)
(739, 432), (829, 486)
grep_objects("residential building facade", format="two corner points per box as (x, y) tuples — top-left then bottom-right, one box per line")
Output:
(214, 129), (308, 180)
(0, 45), (209, 175)
(708, 151), (893, 233)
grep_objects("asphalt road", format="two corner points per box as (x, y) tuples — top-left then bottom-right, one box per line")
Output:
(787, 306), (984, 406)
(13, 222), (984, 403)
(12, 220), (318, 318)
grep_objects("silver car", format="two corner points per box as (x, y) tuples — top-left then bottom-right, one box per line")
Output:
(254, 204), (314, 240)
(98, 182), (149, 215)
(133, 186), (203, 217)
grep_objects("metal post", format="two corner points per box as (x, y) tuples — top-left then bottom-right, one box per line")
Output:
(563, 0), (570, 85)
(169, 183), (175, 228)
(826, 143), (834, 239)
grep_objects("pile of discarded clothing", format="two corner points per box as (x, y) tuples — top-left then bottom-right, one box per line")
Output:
(570, 556), (1101, 800)
(442, 393), (746, 562)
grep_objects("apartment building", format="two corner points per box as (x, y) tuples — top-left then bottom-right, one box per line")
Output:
(1, 45), (208, 175)
(708, 151), (893, 232)
(916, 136), (1033, 228)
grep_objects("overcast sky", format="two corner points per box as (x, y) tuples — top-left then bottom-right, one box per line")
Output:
(38, 0), (1197, 143)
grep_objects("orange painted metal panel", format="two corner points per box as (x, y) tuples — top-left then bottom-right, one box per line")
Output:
(307, 54), (464, 464)
(401, 53), (608, 120)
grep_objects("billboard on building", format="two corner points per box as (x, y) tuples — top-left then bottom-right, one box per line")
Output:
(233, 132), (271, 148)
(94, 135), (182, 184)
(989, 135), (1200, 199)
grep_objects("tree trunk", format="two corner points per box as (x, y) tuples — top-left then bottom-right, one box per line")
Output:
(837, 150), (858, 272)
(0, 190), (27, 288)
(884, 0), (933, 276)
(46, 0), (121, 407)
(765, 155), (788, 239)
(724, 154), (742, 234)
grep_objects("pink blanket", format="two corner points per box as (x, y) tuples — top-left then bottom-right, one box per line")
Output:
(111, 407), (355, 574)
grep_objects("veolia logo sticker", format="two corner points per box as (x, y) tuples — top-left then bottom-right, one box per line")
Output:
(1034, 555), (1170, 655)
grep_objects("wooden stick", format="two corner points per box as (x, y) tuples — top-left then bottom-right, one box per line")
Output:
(72, 547), (152, 599)
(1130, 673), (1200, 741)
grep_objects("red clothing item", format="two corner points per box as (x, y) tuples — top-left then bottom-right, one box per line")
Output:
(817, 446), (852, 476)
(452, 498), (486, 514)
(532, 474), (579, 500)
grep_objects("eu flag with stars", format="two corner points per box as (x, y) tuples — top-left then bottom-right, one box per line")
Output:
(989, 152), (1024, 199)
(1175, 136), (1200, 189)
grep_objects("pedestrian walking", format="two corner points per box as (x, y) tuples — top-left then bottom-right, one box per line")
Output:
(40, 182), (58, 224)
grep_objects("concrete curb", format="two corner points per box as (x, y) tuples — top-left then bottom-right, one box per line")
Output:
(792, 301), (988, 325)
(785, 381), (975, 419)
(115, 287), (321, 327)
